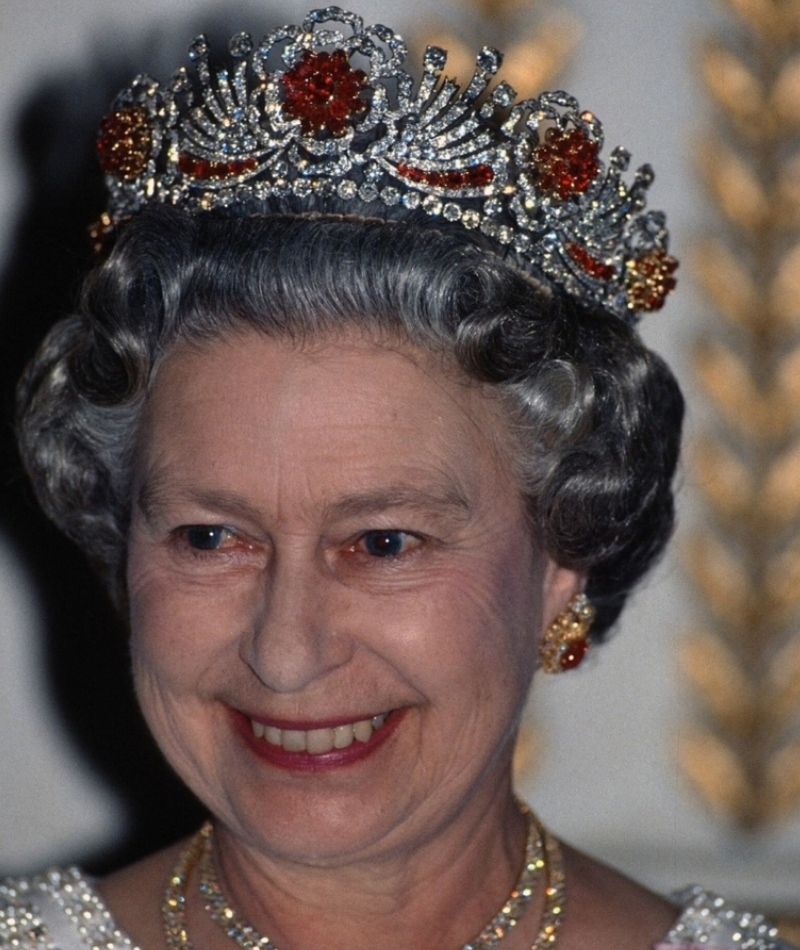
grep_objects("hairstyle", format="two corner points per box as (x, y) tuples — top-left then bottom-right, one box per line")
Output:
(16, 200), (684, 637)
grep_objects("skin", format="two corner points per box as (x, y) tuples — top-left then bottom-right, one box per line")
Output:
(100, 328), (678, 950)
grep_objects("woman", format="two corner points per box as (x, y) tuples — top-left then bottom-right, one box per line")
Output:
(3, 8), (793, 950)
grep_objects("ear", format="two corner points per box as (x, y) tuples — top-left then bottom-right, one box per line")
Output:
(540, 560), (586, 635)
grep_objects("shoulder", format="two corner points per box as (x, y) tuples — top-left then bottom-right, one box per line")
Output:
(559, 843), (680, 950)
(659, 885), (798, 950)
(0, 867), (136, 950)
(95, 839), (185, 950)
(558, 845), (797, 950)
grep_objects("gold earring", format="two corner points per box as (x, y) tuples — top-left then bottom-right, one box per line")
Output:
(539, 593), (595, 674)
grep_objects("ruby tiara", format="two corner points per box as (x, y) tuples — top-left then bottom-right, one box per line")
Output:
(94, 6), (677, 321)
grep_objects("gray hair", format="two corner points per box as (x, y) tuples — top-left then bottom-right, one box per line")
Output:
(16, 203), (684, 635)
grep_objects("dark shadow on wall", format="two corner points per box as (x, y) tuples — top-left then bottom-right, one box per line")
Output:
(0, 5), (289, 877)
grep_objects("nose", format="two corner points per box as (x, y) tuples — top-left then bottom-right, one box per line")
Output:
(240, 545), (354, 693)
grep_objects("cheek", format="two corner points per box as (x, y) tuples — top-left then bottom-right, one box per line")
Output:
(128, 560), (198, 691)
(126, 549), (254, 790)
(388, 537), (541, 707)
(460, 558), (539, 683)
(126, 542), (252, 703)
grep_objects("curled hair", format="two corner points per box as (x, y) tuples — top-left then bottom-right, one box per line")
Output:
(16, 202), (683, 636)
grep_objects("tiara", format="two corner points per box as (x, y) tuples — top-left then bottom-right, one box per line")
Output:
(93, 6), (677, 322)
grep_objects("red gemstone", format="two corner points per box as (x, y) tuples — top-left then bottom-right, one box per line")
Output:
(178, 155), (257, 180)
(533, 127), (599, 200)
(626, 249), (679, 311)
(308, 106), (326, 128)
(328, 98), (349, 119)
(467, 164), (495, 186)
(281, 48), (368, 136)
(394, 162), (495, 190)
(559, 636), (588, 671)
(400, 166), (425, 183)
(96, 106), (151, 180)
(567, 242), (616, 282)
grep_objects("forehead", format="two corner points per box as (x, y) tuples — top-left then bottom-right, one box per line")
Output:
(134, 330), (520, 512)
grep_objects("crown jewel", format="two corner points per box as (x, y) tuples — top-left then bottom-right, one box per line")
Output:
(94, 6), (677, 321)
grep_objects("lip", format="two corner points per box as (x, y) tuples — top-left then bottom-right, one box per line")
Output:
(230, 707), (404, 772)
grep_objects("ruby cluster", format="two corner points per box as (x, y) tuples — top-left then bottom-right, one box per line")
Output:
(281, 49), (368, 136)
(396, 163), (495, 189)
(627, 249), (679, 312)
(567, 242), (616, 282)
(533, 127), (600, 200)
(96, 106), (152, 180)
(178, 155), (258, 180)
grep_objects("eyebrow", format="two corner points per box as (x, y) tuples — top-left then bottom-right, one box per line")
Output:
(136, 474), (266, 526)
(135, 471), (472, 526)
(322, 484), (473, 523)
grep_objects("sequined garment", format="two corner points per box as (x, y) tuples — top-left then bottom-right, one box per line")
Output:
(0, 869), (134, 950)
(0, 870), (796, 950)
(656, 886), (797, 950)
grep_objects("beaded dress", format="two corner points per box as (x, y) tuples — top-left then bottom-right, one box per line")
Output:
(0, 870), (796, 950)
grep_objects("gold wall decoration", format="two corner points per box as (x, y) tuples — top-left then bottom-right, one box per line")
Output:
(679, 0), (800, 829)
(410, 0), (581, 100)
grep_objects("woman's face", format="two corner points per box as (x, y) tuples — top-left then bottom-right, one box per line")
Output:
(127, 330), (579, 864)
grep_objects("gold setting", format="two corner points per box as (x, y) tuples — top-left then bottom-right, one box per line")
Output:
(539, 593), (595, 675)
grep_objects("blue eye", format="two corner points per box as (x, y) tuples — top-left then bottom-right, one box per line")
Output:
(185, 525), (230, 550)
(362, 530), (410, 557)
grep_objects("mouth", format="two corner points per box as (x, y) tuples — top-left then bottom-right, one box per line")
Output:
(249, 712), (389, 754)
(233, 708), (401, 771)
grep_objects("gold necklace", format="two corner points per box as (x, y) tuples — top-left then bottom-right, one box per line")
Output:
(162, 804), (565, 950)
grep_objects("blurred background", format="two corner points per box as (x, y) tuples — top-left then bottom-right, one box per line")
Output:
(3, 0), (800, 920)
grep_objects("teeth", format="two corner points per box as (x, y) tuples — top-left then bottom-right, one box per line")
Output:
(251, 719), (265, 739)
(353, 719), (373, 742)
(251, 714), (389, 755)
(307, 728), (335, 754)
(282, 730), (307, 752)
(333, 724), (354, 748)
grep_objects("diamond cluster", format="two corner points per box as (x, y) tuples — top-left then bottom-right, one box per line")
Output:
(95, 5), (677, 322)
(0, 868), (135, 950)
(664, 886), (787, 949)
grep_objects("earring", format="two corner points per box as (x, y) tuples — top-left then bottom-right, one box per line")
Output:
(539, 593), (596, 674)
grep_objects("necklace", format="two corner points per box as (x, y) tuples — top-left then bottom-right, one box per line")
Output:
(162, 803), (565, 950)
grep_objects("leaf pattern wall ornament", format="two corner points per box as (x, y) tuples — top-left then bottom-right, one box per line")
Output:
(681, 0), (800, 829)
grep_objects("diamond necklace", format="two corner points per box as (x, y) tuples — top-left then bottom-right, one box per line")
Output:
(162, 803), (565, 950)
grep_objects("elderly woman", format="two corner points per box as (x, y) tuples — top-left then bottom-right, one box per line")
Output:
(2, 8), (793, 950)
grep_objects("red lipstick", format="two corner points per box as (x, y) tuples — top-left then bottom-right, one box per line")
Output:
(230, 708), (403, 772)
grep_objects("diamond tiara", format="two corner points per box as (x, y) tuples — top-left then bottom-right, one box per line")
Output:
(94, 5), (677, 322)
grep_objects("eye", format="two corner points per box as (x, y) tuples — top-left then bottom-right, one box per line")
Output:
(182, 525), (237, 550)
(359, 530), (420, 558)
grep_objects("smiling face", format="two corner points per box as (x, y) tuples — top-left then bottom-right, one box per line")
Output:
(127, 329), (579, 865)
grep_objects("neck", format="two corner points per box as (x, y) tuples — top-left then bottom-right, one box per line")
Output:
(189, 792), (540, 950)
